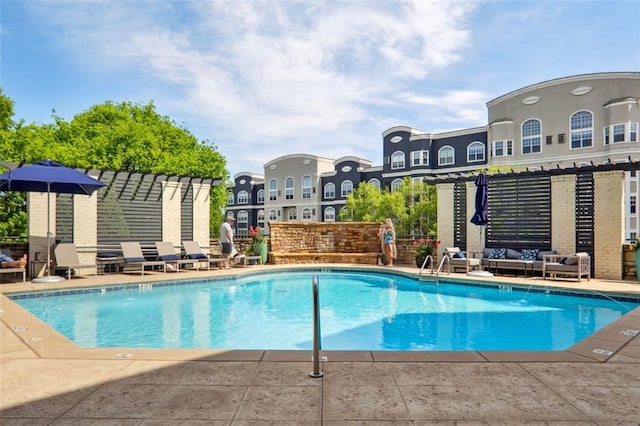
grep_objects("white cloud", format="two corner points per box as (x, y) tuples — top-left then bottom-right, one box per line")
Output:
(24, 0), (480, 174)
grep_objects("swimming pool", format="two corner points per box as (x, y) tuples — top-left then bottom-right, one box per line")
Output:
(10, 270), (639, 351)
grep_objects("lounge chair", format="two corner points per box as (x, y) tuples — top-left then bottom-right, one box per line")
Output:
(182, 240), (226, 270)
(119, 242), (166, 275)
(53, 243), (98, 279)
(543, 252), (591, 282)
(155, 241), (198, 272)
(0, 253), (26, 282)
(442, 247), (482, 273)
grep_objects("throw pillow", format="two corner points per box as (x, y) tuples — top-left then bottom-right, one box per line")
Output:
(506, 248), (522, 259)
(520, 248), (539, 261)
(452, 252), (466, 259)
(489, 248), (506, 259)
(565, 255), (579, 265)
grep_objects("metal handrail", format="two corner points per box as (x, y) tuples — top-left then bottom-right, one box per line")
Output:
(309, 274), (324, 378)
(418, 255), (435, 280)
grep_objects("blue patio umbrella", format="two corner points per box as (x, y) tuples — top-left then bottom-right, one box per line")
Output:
(470, 173), (488, 226)
(0, 160), (105, 282)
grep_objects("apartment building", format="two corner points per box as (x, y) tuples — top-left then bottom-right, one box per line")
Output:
(226, 72), (640, 240)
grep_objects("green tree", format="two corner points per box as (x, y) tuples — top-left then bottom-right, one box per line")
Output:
(340, 178), (436, 238)
(0, 94), (229, 237)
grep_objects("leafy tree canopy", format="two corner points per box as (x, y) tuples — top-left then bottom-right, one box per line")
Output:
(340, 178), (437, 237)
(0, 92), (230, 237)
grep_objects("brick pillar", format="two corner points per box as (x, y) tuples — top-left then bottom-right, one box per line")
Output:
(551, 174), (576, 255)
(192, 181), (211, 246)
(73, 191), (99, 266)
(594, 170), (625, 279)
(436, 183), (455, 260)
(28, 192), (54, 277)
(162, 181), (182, 245)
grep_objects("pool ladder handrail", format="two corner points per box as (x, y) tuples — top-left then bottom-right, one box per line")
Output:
(418, 255), (435, 280)
(309, 274), (324, 378)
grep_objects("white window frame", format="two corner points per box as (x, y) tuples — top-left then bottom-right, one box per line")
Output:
(367, 178), (380, 190)
(467, 141), (485, 162)
(522, 119), (542, 154)
(287, 208), (297, 221)
(237, 210), (249, 236)
(410, 150), (429, 166)
(285, 177), (294, 200)
(269, 209), (277, 221)
(391, 178), (403, 192)
(257, 209), (265, 227)
(302, 175), (311, 199)
(269, 179), (277, 201)
(324, 182), (335, 199)
(491, 140), (513, 157)
(570, 110), (593, 149)
(257, 189), (265, 203)
(324, 206), (335, 222)
(302, 208), (312, 221)
(237, 190), (249, 204)
(391, 151), (405, 169)
(227, 192), (235, 205)
(341, 180), (353, 197)
(438, 146), (455, 165)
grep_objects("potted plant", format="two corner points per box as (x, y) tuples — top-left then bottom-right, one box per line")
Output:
(412, 237), (440, 268)
(247, 225), (268, 264)
(632, 237), (640, 280)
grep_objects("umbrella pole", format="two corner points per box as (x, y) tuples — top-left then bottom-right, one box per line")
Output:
(32, 183), (65, 283)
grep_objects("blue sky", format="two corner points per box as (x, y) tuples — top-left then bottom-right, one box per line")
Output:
(2, 0), (639, 178)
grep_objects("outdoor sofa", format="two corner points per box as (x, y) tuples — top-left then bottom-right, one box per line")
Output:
(480, 248), (558, 276)
(542, 252), (591, 282)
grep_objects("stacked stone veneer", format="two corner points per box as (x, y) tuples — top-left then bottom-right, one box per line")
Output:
(269, 222), (382, 264)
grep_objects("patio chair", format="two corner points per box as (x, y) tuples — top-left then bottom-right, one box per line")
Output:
(442, 247), (482, 274)
(182, 240), (226, 270)
(543, 252), (591, 282)
(155, 241), (198, 272)
(53, 243), (98, 280)
(119, 242), (166, 275)
(0, 252), (26, 282)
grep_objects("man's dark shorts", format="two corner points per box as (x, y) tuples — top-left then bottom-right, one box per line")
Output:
(221, 243), (232, 254)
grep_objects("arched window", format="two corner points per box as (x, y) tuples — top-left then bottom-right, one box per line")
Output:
(256, 189), (265, 203)
(324, 207), (335, 222)
(522, 119), (542, 154)
(438, 146), (455, 165)
(302, 175), (312, 199)
(269, 209), (277, 221)
(324, 182), (335, 199)
(368, 178), (380, 190)
(341, 180), (353, 197)
(285, 177), (294, 200)
(302, 208), (312, 221)
(227, 192), (234, 205)
(237, 190), (249, 204)
(269, 179), (277, 200)
(391, 151), (405, 169)
(467, 141), (485, 162)
(237, 210), (248, 235)
(287, 208), (297, 221)
(391, 178), (403, 192)
(257, 209), (265, 227)
(570, 111), (593, 149)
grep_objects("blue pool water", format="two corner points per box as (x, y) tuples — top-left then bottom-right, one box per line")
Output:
(11, 270), (639, 351)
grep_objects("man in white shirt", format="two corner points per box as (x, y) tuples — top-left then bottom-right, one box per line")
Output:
(220, 216), (235, 269)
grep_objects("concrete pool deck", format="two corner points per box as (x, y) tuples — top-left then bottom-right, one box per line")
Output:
(1, 264), (639, 424)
